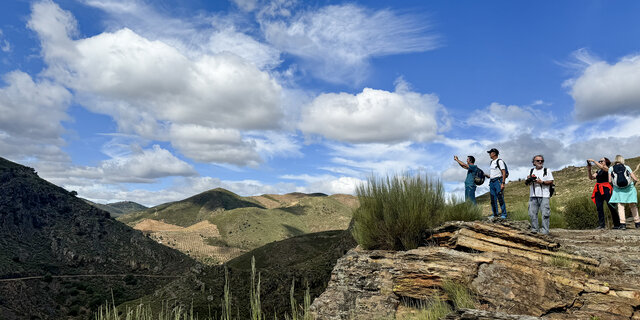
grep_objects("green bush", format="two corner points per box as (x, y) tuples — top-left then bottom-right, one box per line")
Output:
(352, 173), (446, 251)
(563, 196), (599, 229)
(441, 198), (483, 223)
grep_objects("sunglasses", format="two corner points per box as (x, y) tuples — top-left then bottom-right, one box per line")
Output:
(534, 159), (544, 163)
(598, 160), (605, 163)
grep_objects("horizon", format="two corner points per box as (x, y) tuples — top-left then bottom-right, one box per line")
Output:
(2, 0), (640, 207)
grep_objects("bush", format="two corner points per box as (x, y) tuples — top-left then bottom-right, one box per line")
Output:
(441, 198), (483, 223)
(352, 173), (446, 250)
(563, 196), (599, 229)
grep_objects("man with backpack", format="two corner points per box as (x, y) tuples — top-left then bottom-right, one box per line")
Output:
(485, 148), (508, 220)
(525, 154), (554, 235)
(454, 155), (483, 204)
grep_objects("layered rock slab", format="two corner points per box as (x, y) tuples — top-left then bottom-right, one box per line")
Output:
(310, 221), (640, 319)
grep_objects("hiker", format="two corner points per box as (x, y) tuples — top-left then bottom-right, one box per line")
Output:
(454, 155), (480, 204)
(608, 155), (639, 230)
(485, 148), (507, 219)
(587, 157), (620, 229)
(525, 155), (554, 234)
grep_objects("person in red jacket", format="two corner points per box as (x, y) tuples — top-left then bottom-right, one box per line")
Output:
(587, 157), (620, 229)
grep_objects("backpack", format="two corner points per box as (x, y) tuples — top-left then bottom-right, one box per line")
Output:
(611, 164), (631, 188)
(473, 168), (485, 185)
(496, 159), (509, 179)
(529, 168), (555, 197)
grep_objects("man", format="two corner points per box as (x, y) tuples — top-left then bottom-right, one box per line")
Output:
(526, 155), (554, 234)
(454, 155), (479, 204)
(485, 148), (507, 219)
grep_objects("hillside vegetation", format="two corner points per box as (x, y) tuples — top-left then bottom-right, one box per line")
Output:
(0, 157), (195, 319)
(118, 189), (356, 264)
(84, 199), (147, 217)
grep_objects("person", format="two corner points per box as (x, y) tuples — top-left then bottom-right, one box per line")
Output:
(485, 148), (507, 219)
(587, 157), (619, 229)
(608, 155), (639, 230)
(454, 155), (479, 204)
(525, 155), (554, 234)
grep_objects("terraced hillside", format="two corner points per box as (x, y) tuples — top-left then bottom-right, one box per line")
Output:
(118, 190), (357, 264)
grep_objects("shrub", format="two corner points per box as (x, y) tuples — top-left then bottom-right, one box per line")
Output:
(352, 173), (446, 250)
(563, 196), (599, 229)
(440, 198), (483, 223)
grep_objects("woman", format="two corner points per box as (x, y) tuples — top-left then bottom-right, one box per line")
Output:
(587, 157), (619, 229)
(608, 155), (640, 230)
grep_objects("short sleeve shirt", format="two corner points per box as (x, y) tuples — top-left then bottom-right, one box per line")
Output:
(529, 167), (554, 198)
(489, 159), (505, 179)
(465, 165), (478, 187)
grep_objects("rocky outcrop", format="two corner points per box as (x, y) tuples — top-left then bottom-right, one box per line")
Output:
(310, 221), (640, 319)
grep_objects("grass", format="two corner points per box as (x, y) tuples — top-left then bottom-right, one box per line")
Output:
(352, 173), (484, 251)
(550, 255), (572, 269)
(507, 199), (567, 229)
(95, 257), (313, 320)
(441, 279), (475, 310)
(399, 297), (452, 320)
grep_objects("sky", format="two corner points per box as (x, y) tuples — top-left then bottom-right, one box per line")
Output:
(1, 0), (640, 206)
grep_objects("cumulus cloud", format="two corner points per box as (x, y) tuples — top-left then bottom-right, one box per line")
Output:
(0, 70), (71, 162)
(299, 80), (445, 143)
(567, 49), (640, 121)
(28, 0), (284, 166)
(39, 144), (197, 184)
(262, 4), (438, 83)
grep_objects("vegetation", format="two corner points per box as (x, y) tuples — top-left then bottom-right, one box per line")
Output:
(507, 200), (567, 229)
(442, 279), (476, 310)
(563, 196), (600, 229)
(352, 173), (482, 251)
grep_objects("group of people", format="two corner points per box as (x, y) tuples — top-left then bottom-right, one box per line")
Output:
(454, 149), (640, 234)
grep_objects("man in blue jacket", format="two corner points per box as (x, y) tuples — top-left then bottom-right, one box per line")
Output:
(454, 155), (479, 204)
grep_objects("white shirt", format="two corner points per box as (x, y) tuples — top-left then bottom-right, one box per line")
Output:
(489, 159), (506, 179)
(529, 167), (554, 198)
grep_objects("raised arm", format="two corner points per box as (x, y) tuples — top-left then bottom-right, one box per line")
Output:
(586, 160), (597, 180)
(454, 156), (469, 169)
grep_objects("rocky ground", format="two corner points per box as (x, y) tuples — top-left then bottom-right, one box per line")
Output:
(310, 221), (640, 319)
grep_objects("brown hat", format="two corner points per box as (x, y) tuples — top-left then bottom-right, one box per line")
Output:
(487, 148), (499, 155)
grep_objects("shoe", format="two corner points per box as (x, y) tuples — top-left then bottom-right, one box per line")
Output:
(616, 224), (627, 230)
(595, 226), (605, 230)
(636, 222), (640, 229)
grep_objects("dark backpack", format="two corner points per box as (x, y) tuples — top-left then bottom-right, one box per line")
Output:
(473, 168), (485, 185)
(529, 168), (555, 197)
(496, 159), (509, 179)
(611, 164), (630, 188)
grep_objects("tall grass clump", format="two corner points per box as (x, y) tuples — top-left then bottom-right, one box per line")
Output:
(563, 196), (599, 229)
(441, 279), (475, 309)
(352, 173), (446, 250)
(441, 197), (483, 223)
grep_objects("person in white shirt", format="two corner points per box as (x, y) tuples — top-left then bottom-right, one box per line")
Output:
(525, 155), (554, 234)
(484, 148), (508, 219)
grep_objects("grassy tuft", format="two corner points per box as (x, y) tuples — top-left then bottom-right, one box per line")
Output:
(441, 279), (475, 309)
(563, 196), (599, 229)
(399, 297), (452, 320)
(550, 255), (572, 269)
(352, 173), (484, 251)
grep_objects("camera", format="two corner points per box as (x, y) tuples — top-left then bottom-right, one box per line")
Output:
(525, 174), (537, 185)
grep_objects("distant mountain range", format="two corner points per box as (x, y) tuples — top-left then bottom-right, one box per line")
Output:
(0, 157), (195, 319)
(117, 187), (358, 264)
(84, 199), (148, 217)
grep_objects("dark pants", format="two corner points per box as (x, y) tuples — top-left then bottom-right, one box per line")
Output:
(595, 188), (619, 227)
(489, 177), (507, 218)
(465, 184), (477, 205)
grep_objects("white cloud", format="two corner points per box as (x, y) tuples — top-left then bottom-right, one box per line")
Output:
(567, 50), (640, 121)
(280, 174), (364, 195)
(0, 71), (71, 162)
(262, 4), (438, 83)
(326, 142), (432, 175)
(232, 0), (258, 12)
(39, 144), (197, 184)
(466, 102), (554, 138)
(299, 80), (445, 143)
(0, 29), (11, 53)
(28, 1), (285, 167)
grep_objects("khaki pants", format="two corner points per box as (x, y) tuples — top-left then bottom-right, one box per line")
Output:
(618, 203), (640, 224)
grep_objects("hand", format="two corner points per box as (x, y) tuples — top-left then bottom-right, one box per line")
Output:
(454, 155), (459, 161)
(536, 179), (543, 184)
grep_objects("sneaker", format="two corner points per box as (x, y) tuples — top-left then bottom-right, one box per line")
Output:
(635, 222), (640, 229)
(618, 224), (627, 230)
(595, 226), (605, 230)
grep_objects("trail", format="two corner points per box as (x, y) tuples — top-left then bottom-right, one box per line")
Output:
(0, 274), (183, 282)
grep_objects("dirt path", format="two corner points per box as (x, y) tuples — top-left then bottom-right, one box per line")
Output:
(0, 274), (183, 282)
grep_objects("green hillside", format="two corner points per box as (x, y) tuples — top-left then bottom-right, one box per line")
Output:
(0, 157), (195, 319)
(118, 188), (263, 227)
(84, 199), (147, 217)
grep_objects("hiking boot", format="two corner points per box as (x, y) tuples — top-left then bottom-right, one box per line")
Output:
(615, 224), (627, 230)
(635, 222), (640, 229)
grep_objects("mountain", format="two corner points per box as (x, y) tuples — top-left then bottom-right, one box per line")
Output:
(118, 190), (357, 264)
(84, 199), (147, 217)
(0, 157), (196, 319)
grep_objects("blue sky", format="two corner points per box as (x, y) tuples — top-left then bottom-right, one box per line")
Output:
(2, 0), (640, 206)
